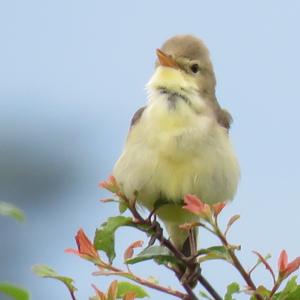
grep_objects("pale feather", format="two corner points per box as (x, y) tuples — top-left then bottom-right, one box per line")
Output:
(113, 67), (240, 247)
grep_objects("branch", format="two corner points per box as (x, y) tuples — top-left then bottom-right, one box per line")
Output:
(69, 290), (77, 300)
(213, 219), (264, 300)
(196, 274), (222, 300)
(93, 263), (188, 299)
(125, 196), (222, 300)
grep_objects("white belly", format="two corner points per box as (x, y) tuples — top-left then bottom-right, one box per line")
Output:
(113, 93), (240, 211)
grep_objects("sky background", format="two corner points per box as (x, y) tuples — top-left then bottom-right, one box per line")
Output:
(1, 1), (300, 299)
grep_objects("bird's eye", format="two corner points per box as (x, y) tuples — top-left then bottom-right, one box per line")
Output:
(190, 64), (200, 74)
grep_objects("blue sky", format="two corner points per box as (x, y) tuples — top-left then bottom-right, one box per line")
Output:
(1, 1), (300, 299)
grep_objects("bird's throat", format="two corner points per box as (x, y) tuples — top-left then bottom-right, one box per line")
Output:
(158, 87), (191, 111)
(147, 66), (208, 116)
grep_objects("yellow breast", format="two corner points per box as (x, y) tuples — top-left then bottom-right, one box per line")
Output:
(114, 92), (239, 208)
(113, 66), (239, 212)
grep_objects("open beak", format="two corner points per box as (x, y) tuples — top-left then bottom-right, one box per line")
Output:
(156, 49), (179, 69)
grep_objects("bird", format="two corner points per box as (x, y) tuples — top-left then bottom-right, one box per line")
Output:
(113, 34), (240, 258)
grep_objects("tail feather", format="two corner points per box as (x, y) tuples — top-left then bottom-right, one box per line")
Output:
(167, 224), (199, 289)
(182, 227), (198, 257)
(179, 228), (199, 288)
(157, 206), (199, 289)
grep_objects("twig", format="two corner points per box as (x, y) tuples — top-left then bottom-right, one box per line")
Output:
(213, 219), (264, 300)
(69, 290), (76, 300)
(248, 260), (261, 277)
(93, 264), (187, 299)
(197, 222), (216, 236)
(181, 282), (198, 300)
(125, 196), (222, 300)
(268, 281), (281, 300)
(197, 274), (222, 300)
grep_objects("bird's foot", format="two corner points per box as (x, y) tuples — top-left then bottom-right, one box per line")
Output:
(180, 263), (201, 288)
(182, 254), (198, 265)
(147, 215), (163, 247)
(145, 207), (158, 224)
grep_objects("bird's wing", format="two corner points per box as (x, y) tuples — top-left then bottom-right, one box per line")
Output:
(217, 108), (233, 131)
(130, 106), (146, 127)
(209, 96), (233, 131)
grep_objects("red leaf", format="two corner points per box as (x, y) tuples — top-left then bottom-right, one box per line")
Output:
(212, 202), (226, 217)
(278, 249), (300, 278)
(64, 248), (80, 255)
(286, 257), (300, 276)
(92, 284), (106, 300)
(124, 240), (144, 261)
(99, 176), (119, 193)
(183, 194), (211, 219)
(107, 280), (118, 300)
(253, 251), (276, 283)
(278, 250), (288, 274)
(100, 198), (116, 203)
(66, 229), (100, 261)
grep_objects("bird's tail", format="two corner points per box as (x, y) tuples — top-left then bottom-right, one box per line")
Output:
(167, 223), (199, 288)
(181, 227), (198, 257)
(180, 228), (199, 288)
(157, 205), (200, 288)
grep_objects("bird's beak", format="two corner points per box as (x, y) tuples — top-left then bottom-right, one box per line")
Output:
(156, 49), (179, 69)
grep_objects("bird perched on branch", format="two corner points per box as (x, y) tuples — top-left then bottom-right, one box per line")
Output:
(113, 35), (239, 260)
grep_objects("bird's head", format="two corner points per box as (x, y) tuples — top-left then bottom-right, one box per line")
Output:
(147, 35), (216, 102)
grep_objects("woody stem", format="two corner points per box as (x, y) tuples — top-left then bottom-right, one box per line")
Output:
(213, 219), (264, 300)
(127, 200), (222, 300)
(97, 263), (188, 299)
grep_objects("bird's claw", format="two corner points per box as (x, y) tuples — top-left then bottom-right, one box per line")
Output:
(146, 215), (163, 247)
(180, 264), (201, 287)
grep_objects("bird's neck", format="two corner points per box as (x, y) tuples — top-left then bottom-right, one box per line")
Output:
(145, 87), (214, 133)
(146, 66), (215, 118)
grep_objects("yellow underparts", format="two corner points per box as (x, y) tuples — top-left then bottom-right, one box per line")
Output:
(113, 66), (240, 248)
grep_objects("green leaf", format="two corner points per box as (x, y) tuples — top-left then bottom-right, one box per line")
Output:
(284, 286), (300, 300)
(250, 288), (271, 300)
(126, 245), (180, 265)
(199, 290), (213, 299)
(197, 246), (231, 263)
(224, 282), (240, 300)
(118, 201), (128, 214)
(117, 282), (149, 298)
(94, 216), (133, 263)
(273, 276), (299, 300)
(255, 285), (271, 298)
(253, 253), (272, 270)
(32, 264), (76, 293)
(198, 246), (229, 256)
(0, 202), (25, 222)
(0, 283), (30, 300)
(225, 215), (240, 235)
(280, 276), (298, 298)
